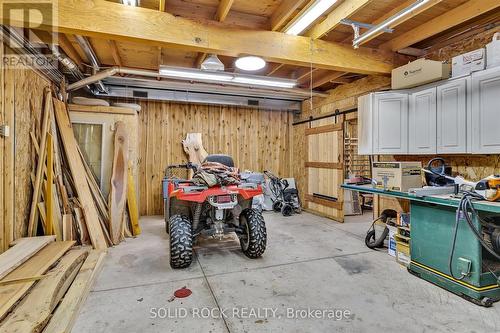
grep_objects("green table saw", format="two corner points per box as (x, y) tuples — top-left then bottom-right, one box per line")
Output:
(342, 184), (500, 306)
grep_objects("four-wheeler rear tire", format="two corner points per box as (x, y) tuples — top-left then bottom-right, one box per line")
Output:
(169, 215), (193, 269)
(239, 209), (267, 258)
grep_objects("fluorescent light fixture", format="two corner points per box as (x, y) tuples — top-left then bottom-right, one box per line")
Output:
(235, 56), (266, 71)
(122, 0), (137, 6)
(353, 0), (431, 47)
(285, 0), (338, 36)
(159, 66), (296, 89)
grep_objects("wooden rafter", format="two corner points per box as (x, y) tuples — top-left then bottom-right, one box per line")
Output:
(270, 0), (308, 31)
(307, 0), (372, 39)
(381, 0), (500, 51)
(1, 0), (394, 74)
(108, 40), (123, 66)
(57, 34), (83, 69)
(195, 52), (207, 69)
(356, 0), (444, 46)
(310, 71), (346, 88)
(297, 68), (320, 85)
(266, 63), (285, 76)
(215, 0), (235, 22)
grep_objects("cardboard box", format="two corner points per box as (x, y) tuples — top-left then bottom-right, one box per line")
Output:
(392, 59), (450, 89)
(372, 162), (422, 192)
(452, 48), (486, 77)
(487, 33), (500, 69)
(395, 235), (410, 266)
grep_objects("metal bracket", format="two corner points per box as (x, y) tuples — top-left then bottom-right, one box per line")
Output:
(0, 124), (10, 137)
(340, 19), (393, 48)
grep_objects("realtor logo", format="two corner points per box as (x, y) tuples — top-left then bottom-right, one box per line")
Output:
(1, 0), (57, 69)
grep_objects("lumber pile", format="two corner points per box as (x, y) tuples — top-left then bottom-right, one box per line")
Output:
(26, 90), (140, 250)
(0, 237), (105, 332)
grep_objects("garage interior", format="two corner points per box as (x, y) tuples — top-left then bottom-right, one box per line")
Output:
(0, 0), (500, 332)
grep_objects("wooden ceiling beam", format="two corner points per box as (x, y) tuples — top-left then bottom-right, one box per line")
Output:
(380, 0), (500, 52)
(57, 34), (84, 70)
(14, 0), (394, 74)
(108, 40), (123, 66)
(270, 0), (308, 32)
(310, 71), (347, 88)
(307, 0), (372, 39)
(356, 0), (444, 47)
(215, 0), (235, 23)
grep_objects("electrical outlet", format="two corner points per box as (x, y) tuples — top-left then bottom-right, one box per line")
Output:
(0, 124), (10, 137)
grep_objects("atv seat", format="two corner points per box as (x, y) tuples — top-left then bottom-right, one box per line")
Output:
(204, 154), (234, 168)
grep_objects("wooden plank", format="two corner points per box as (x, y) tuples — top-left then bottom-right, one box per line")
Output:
(381, 0), (500, 51)
(28, 89), (52, 236)
(0, 42), (4, 253)
(304, 162), (343, 169)
(307, 0), (372, 39)
(43, 250), (106, 333)
(0, 241), (75, 320)
(0, 249), (87, 333)
(53, 99), (107, 250)
(109, 121), (129, 245)
(270, 0), (308, 31)
(0, 236), (55, 280)
(127, 164), (141, 236)
(305, 123), (342, 135)
(46, 133), (54, 236)
(3, 61), (14, 251)
(215, 0), (234, 22)
(62, 214), (73, 241)
(68, 104), (136, 115)
(305, 194), (343, 210)
(0, 275), (45, 286)
(1, 0), (395, 74)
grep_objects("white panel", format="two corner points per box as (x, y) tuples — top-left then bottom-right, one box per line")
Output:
(373, 93), (408, 154)
(471, 67), (500, 153)
(436, 78), (467, 153)
(357, 94), (373, 155)
(409, 87), (437, 154)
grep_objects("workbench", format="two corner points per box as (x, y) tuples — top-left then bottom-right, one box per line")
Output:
(341, 184), (500, 306)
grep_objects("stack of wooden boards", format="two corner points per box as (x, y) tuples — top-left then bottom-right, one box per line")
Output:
(0, 236), (105, 332)
(27, 89), (140, 250)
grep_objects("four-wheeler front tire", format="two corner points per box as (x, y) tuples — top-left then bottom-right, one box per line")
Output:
(272, 201), (282, 212)
(239, 209), (267, 258)
(281, 203), (293, 217)
(169, 215), (193, 269)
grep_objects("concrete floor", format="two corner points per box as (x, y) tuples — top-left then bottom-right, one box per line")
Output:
(73, 212), (500, 333)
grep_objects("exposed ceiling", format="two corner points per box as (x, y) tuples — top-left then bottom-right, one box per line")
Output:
(12, 0), (500, 92)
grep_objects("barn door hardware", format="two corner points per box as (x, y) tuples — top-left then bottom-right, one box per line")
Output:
(0, 124), (10, 137)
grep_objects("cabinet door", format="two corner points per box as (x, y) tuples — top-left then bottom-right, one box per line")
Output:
(373, 93), (408, 154)
(409, 88), (437, 154)
(436, 78), (468, 153)
(357, 94), (373, 155)
(471, 67), (500, 153)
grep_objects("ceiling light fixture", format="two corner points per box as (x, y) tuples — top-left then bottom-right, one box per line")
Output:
(285, 0), (338, 36)
(235, 56), (266, 71)
(158, 66), (296, 88)
(353, 0), (431, 47)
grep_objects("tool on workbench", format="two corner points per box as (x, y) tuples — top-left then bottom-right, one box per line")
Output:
(423, 158), (455, 187)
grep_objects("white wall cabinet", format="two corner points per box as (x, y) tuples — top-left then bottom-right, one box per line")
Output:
(436, 77), (468, 154)
(358, 92), (408, 155)
(409, 87), (436, 154)
(471, 67), (500, 154)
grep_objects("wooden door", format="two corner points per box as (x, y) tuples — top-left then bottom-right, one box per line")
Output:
(305, 117), (344, 222)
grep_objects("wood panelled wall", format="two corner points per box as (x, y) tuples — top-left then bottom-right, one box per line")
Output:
(137, 100), (293, 215)
(1, 45), (51, 251)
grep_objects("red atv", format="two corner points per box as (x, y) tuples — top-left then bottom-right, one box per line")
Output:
(162, 155), (267, 269)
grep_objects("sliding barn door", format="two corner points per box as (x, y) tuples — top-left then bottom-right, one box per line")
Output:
(305, 116), (344, 222)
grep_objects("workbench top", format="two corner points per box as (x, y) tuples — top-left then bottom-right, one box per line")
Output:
(341, 184), (500, 214)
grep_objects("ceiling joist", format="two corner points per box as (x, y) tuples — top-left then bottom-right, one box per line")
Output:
(215, 0), (235, 22)
(8, 0), (395, 74)
(381, 0), (500, 51)
(270, 0), (309, 32)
